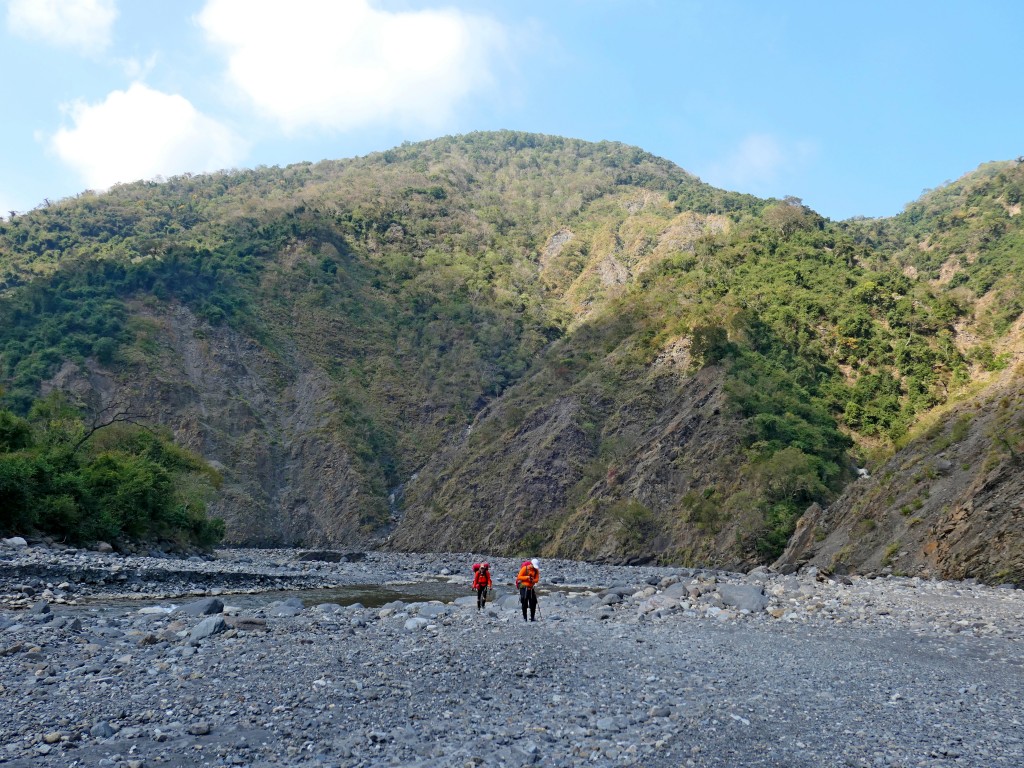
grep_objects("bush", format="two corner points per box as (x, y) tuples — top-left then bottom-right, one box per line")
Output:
(0, 397), (224, 548)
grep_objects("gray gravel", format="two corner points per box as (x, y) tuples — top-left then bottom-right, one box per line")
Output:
(1, 541), (1022, 767)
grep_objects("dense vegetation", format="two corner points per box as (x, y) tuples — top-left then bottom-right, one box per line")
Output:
(0, 393), (223, 547)
(1, 133), (1022, 562)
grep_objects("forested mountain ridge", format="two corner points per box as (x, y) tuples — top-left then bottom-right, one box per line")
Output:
(1, 132), (1021, 581)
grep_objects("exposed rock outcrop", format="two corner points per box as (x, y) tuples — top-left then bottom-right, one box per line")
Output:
(44, 303), (377, 547)
(779, 376), (1024, 584)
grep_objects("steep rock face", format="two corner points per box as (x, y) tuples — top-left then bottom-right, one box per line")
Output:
(391, 394), (591, 553)
(392, 359), (753, 566)
(46, 303), (376, 546)
(542, 365), (752, 565)
(777, 374), (1024, 584)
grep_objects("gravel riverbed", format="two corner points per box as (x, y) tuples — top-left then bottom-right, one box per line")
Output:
(1, 539), (1022, 767)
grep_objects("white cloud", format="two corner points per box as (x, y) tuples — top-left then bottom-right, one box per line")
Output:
(6, 0), (118, 56)
(196, 0), (506, 133)
(704, 134), (818, 194)
(50, 83), (248, 190)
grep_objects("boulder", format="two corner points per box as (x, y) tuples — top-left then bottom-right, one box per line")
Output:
(178, 598), (224, 617)
(717, 584), (770, 613)
(189, 616), (228, 643)
(404, 617), (430, 631)
(90, 721), (116, 739)
(602, 585), (640, 597)
(413, 603), (448, 619)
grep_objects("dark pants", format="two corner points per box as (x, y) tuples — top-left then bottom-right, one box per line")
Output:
(520, 587), (537, 620)
(476, 586), (488, 610)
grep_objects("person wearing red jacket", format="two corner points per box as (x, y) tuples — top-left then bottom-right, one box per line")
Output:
(516, 558), (540, 621)
(471, 562), (492, 610)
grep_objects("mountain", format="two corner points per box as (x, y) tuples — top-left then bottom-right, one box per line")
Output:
(1, 132), (1021, 582)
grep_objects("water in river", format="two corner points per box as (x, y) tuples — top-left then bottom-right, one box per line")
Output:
(69, 579), (484, 617)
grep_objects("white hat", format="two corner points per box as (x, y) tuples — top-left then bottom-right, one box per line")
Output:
(531, 558), (539, 568)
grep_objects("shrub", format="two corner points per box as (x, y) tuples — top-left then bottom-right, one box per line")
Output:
(0, 397), (223, 548)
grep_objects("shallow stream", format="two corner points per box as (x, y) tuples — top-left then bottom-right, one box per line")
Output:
(64, 580), (580, 617)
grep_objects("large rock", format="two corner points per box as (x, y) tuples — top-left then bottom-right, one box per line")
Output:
(662, 582), (693, 599)
(601, 585), (640, 598)
(412, 603), (448, 619)
(498, 595), (522, 612)
(90, 721), (116, 739)
(404, 617), (430, 631)
(716, 584), (770, 613)
(178, 598), (224, 617)
(189, 616), (228, 643)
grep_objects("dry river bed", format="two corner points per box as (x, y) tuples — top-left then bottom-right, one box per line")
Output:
(0, 540), (1022, 767)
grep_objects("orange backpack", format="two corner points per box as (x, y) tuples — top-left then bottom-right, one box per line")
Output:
(473, 566), (491, 589)
(516, 563), (538, 589)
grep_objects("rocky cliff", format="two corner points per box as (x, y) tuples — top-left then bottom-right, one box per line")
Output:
(392, 361), (754, 566)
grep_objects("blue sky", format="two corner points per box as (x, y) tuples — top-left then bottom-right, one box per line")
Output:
(2, 0), (1022, 221)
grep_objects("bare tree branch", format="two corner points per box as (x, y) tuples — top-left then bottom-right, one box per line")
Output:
(71, 399), (157, 453)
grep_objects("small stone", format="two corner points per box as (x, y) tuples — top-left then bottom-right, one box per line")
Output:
(187, 722), (211, 736)
(43, 732), (62, 744)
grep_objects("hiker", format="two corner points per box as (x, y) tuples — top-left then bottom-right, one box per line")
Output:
(472, 562), (492, 610)
(516, 558), (540, 622)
